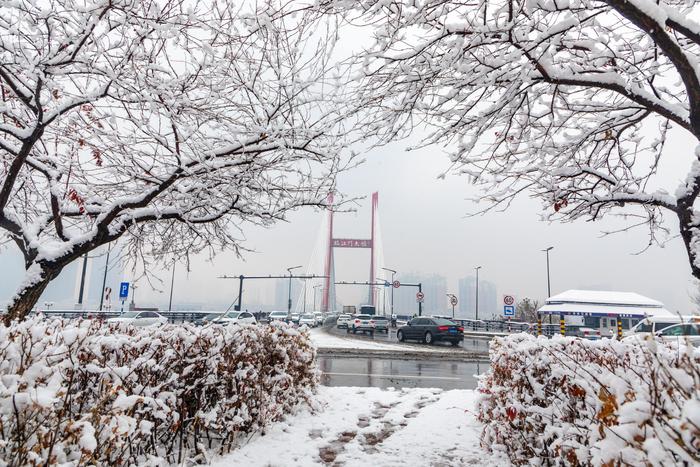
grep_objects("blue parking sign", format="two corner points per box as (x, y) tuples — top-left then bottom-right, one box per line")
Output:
(504, 305), (515, 316)
(119, 282), (129, 299)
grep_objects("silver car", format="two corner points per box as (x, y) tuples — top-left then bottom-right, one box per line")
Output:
(336, 314), (352, 329)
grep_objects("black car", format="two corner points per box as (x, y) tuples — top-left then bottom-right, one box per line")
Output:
(193, 312), (223, 326)
(397, 317), (464, 345)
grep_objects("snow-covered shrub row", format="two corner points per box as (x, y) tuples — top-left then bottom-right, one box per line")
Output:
(478, 334), (699, 466)
(0, 317), (318, 465)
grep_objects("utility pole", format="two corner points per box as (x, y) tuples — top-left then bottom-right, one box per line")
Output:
(98, 244), (111, 311)
(475, 266), (482, 320)
(381, 267), (397, 316)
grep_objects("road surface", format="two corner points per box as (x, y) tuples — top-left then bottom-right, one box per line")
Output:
(327, 325), (491, 353)
(318, 355), (487, 390)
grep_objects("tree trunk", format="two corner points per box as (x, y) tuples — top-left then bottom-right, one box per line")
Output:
(4, 265), (62, 325)
(677, 208), (700, 282)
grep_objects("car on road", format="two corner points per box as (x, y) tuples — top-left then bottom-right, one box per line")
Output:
(268, 311), (289, 323)
(623, 315), (688, 340)
(194, 312), (222, 326)
(397, 317), (463, 346)
(289, 313), (301, 325)
(372, 316), (390, 333)
(299, 314), (317, 327)
(336, 314), (352, 329)
(211, 311), (256, 325)
(107, 311), (168, 327)
(314, 312), (325, 326)
(347, 314), (375, 336)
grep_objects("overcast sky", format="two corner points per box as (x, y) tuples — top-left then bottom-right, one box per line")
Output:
(2, 120), (695, 314)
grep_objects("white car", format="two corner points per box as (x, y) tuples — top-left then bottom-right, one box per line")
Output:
(336, 314), (352, 328)
(656, 322), (700, 346)
(268, 311), (289, 323)
(212, 311), (256, 325)
(314, 312), (324, 326)
(299, 314), (316, 327)
(623, 315), (689, 340)
(107, 311), (168, 326)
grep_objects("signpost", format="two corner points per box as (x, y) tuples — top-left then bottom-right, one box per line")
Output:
(503, 294), (516, 331)
(119, 282), (129, 312)
(416, 291), (425, 303)
(447, 294), (458, 319)
(392, 280), (400, 289)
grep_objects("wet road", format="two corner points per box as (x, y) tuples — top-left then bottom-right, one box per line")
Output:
(328, 325), (492, 354)
(317, 356), (488, 390)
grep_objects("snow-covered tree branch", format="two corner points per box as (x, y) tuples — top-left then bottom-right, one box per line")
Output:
(0, 0), (351, 321)
(330, 0), (700, 278)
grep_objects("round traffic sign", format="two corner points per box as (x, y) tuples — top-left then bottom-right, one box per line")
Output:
(450, 296), (458, 306)
(503, 295), (515, 306)
(392, 280), (401, 289)
(416, 291), (425, 302)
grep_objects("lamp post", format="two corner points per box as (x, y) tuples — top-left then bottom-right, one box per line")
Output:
(287, 265), (302, 316)
(474, 266), (482, 320)
(381, 267), (397, 316)
(542, 246), (554, 298)
(542, 246), (554, 326)
(168, 259), (176, 311)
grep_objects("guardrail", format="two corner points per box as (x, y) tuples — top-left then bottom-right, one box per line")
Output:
(32, 309), (220, 324)
(32, 310), (558, 336)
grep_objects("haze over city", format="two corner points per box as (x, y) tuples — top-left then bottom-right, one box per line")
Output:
(1, 129), (695, 315)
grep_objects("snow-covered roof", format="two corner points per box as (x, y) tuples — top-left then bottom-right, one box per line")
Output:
(544, 290), (663, 308)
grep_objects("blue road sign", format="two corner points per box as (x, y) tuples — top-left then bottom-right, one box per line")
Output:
(119, 282), (130, 299)
(504, 305), (515, 316)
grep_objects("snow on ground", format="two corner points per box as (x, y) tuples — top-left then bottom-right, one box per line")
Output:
(211, 386), (507, 467)
(309, 327), (413, 351)
(308, 327), (471, 355)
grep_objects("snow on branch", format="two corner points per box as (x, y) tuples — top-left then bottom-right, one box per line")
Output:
(332, 0), (700, 278)
(0, 0), (352, 318)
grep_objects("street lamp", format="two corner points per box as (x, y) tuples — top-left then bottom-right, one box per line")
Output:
(474, 266), (482, 320)
(168, 258), (176, 311)
(381, 267), (397, 316)
(542, 247), (554, 298)
(287, 265), (302, 315)
(313, 284), (322, 312)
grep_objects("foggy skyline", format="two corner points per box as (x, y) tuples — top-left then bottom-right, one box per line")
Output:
(0, 126), (697, 315)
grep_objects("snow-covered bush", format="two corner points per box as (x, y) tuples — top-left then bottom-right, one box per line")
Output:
(0, 318), (317, 465)
(478, 334), (700, 466)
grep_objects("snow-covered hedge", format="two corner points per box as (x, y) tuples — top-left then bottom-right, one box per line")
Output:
(0, 318), (317, 465)
(478, 334), (700, 466)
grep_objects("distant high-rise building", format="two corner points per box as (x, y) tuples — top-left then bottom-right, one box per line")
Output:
(458, 276), (497, 319)
(393, 272), (446, 316)
(274, 278), (299, 311)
